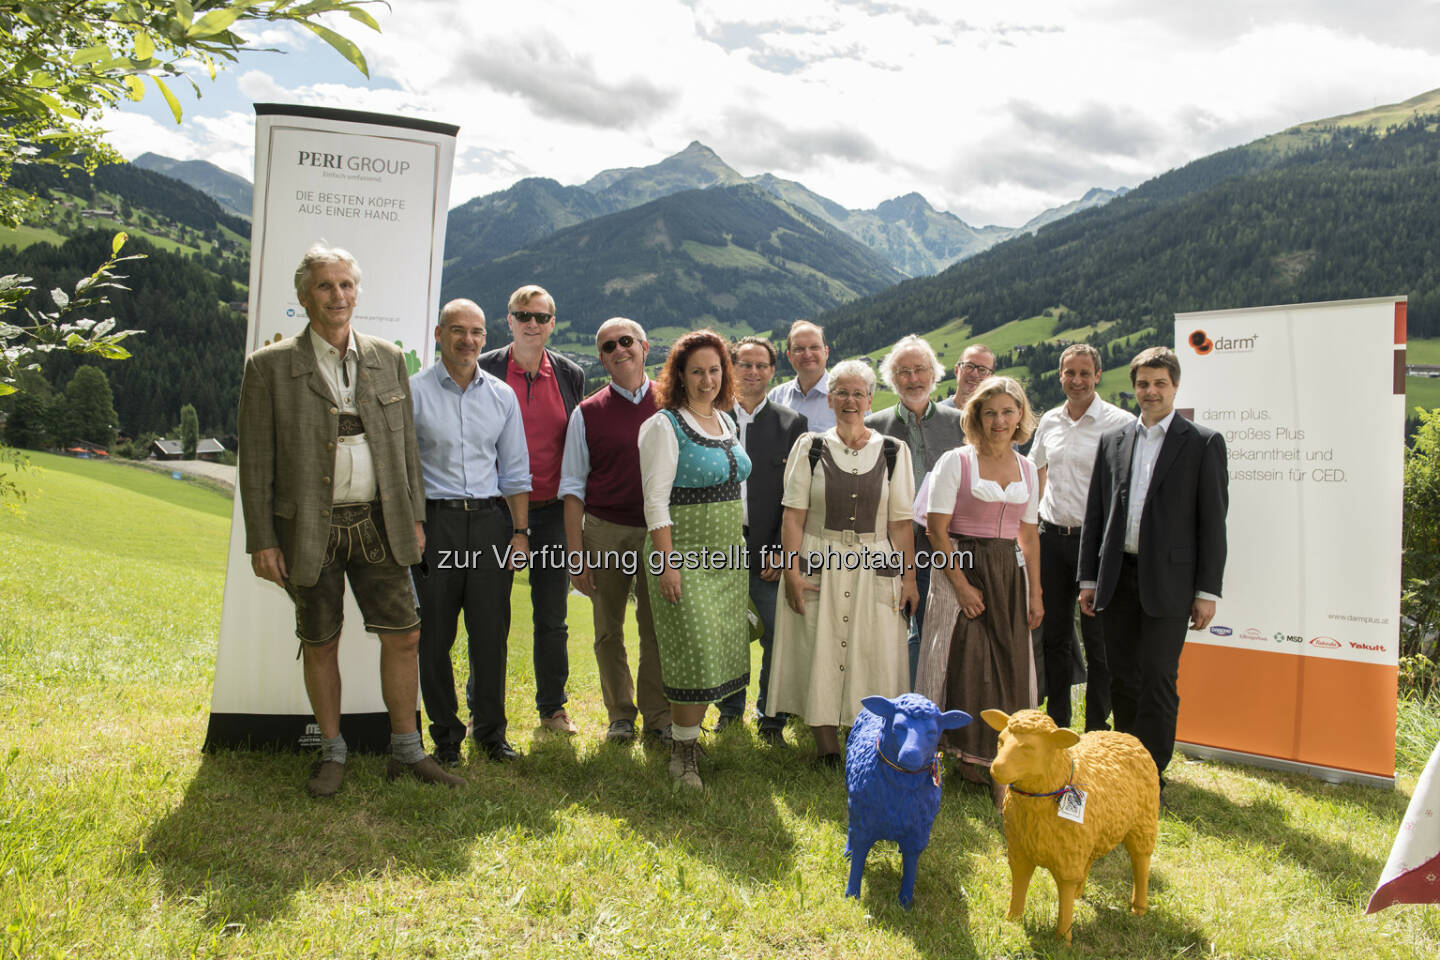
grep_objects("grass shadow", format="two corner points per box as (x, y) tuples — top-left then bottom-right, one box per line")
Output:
(1164, 778), (1386, 906)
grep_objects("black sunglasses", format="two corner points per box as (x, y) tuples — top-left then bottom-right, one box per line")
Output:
(600, 334), (636, 354)
(511, 310), (553, 324)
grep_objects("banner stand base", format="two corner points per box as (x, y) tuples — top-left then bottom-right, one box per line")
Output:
(1176, 741), (1394, 790)
(203, 711), (404, 754)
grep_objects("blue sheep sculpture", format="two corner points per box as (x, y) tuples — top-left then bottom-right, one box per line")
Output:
(845, 693), (972, 907)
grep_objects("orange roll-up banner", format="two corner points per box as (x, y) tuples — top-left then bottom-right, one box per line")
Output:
(1173, 297), (1404, 786)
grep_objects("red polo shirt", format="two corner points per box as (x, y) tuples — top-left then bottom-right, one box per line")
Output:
(505, 349), (567, 501)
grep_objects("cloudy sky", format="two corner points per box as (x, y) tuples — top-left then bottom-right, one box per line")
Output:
(102, 0), (1440, 227)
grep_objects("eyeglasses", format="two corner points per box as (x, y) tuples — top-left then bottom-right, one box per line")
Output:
(831, 389), (870, 401)
(893, 366), (930, 380)
(959, 361), (994, 376)
(511, 311), (553, 324)
(734, 361), (773, 371)
(600, 334), (636, 354)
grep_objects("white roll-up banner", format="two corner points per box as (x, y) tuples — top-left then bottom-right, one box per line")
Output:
(1172, 296), (1405, 785)
(205, 104), (456, 752)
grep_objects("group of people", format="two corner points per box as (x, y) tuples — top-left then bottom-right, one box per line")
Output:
(238, 242), (1228, 799)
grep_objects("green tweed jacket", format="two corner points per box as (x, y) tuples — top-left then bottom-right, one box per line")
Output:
(237, 327), (426, 588)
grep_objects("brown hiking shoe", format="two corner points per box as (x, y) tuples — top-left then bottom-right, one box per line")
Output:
(306, 760), (345, 797)
(668, 738), (704, 790)
(386, 755), (465, 788)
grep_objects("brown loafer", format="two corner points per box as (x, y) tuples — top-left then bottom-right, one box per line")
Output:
(306, 759), (345, 797)
(386, 755), (465, 788)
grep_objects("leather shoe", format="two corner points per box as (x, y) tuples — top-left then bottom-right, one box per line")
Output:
(306, 759), (345, 797)
(758, 725), (786, 746)
(714, 713), (742, 733)
(605, 718), (636, 744)
(811, 752), (843, 771)
(479, 738), (521, 762)
(386, 755), (465, 787)
(433, 746), (461, 767)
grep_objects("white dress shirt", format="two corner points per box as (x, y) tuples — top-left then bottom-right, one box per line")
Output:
(308, 326), (376, 504)
(1030, 395), (1135, 527)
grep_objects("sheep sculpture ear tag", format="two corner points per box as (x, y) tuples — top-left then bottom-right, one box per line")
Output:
(1057, 786), (1087, 824)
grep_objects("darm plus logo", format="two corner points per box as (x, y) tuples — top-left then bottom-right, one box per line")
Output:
(1188, 329), (1259, 356)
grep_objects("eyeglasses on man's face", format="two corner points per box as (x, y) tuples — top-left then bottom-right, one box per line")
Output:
(600, 334), (636, 353)
(960, 361), (994, 377)
(511, 310), (553, 324)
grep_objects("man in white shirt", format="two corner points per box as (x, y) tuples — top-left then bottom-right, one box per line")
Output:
(767, 320), (835, 431)
(1029, 344), (1134, 732)
(1078, 346), (1228, 785)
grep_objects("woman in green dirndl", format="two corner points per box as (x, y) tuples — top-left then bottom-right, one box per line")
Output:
(638, 329), (753, 789)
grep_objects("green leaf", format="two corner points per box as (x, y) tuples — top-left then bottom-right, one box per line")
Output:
(71, 44), (112, 65)
(133, 31), (155, 61)
(50, 287), (69, 310)
(150, 76), (182, 123)
(28, 72), (56, 88)
(298, 20), (370, 78)
(112, 232), (128, 255)
(346, 7), (382, 32)
(91, 342), (133, 360)
(187, 8), (243, 39)
(174, 0), (194, 30)
(121, 76), (145, 101)
(0, 383), (15, 397)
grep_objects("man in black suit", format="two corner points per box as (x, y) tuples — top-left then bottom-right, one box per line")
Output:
(477, 284), (586, 739)
(1078, 346), (1228, 784)
(713, 336), (808, 742)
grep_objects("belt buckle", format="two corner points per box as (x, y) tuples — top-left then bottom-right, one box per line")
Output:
(463, 498), (482, 512)
(841, 529), (858, 546)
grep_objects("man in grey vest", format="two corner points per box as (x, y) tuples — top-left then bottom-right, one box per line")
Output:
(867, 334), (966, 686)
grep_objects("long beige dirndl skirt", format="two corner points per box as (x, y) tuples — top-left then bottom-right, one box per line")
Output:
(915, 534), (1037, 766)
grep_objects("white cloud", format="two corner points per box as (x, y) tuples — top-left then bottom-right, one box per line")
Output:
(100, 0), (1440, 226)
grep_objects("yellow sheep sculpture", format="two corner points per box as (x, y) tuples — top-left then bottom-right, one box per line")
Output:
(983, 708), (1160, 944)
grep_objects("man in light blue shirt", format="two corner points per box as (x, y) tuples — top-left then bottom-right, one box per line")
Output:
(411, 298), (531, 766)
(767, 319), (836, 431)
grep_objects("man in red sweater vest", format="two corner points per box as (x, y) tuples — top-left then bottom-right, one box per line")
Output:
(560, 318), (672, 746)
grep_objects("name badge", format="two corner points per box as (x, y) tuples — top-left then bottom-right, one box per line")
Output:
(1057, 786), (1087, 824)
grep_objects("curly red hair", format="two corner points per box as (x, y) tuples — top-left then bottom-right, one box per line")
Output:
(654, 329), (736, 411)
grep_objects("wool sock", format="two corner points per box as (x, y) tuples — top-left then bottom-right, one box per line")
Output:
(320, 734), (347, 765)
(390, 730), (426, 764)
(672, 723), (702, 742)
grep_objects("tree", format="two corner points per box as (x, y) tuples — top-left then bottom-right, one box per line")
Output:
(0, 0), (380, 228)
(62, 364), (118, 447)
(1402, 407), (1440, 699)
(179, 402), (198, 458)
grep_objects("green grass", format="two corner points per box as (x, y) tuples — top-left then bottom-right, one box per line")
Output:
(2, 457), (1438, 957)
(0, 223), (67, 251)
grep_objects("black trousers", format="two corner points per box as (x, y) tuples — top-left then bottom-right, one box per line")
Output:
(1038, 524), (1111, 731)
(416, 501), (513, 751)
(1099, 555), (1187, 783)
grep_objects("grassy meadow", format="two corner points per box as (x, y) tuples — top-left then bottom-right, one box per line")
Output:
(2, 451), (1439, 958)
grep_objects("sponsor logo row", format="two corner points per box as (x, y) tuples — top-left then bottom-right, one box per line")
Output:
(1207, 626), (1383, 652)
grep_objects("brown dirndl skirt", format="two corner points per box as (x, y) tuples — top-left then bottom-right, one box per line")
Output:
(915, 534), (1037, 765)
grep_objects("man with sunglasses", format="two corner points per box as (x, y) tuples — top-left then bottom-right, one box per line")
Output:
(767, 320), (835, 431)
(478, 285), (585, 737)
(560, 318), (671, 747)
(940, 344), (997, 410)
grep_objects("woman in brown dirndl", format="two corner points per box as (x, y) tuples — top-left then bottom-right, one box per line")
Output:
(915, 376), (1043, 805)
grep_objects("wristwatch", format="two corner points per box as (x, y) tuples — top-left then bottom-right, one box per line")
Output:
(514, 527), (531, 537)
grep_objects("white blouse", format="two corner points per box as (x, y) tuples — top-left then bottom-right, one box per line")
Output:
(926, 446), (1038, 523)
(637, 407), (735, 532)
